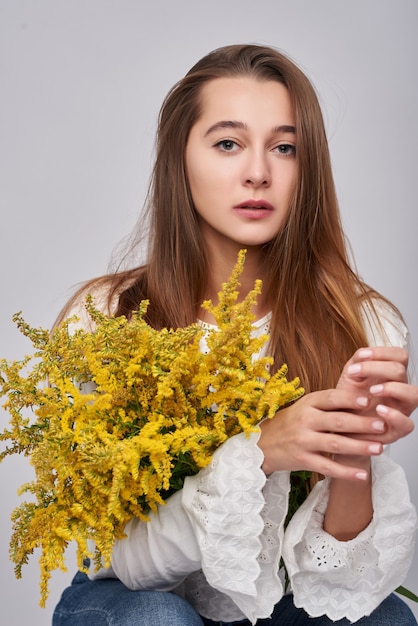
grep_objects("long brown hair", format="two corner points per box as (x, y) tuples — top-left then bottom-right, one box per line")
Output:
(59, 44), (395, 393)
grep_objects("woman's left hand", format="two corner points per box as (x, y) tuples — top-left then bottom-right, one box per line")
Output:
(337, 346), (416, 445)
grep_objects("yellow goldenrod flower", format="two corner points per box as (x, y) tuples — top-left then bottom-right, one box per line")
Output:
(0, 250), (304, 606)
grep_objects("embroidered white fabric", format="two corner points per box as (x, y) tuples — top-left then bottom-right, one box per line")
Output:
(90, 441), (416, 623)
(180, 431), (289, 622)
(283, 454), (417, 622)
(89, 444), (417, 623)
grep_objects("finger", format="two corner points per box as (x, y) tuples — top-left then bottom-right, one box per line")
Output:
(346, 360), (407, 383)
(370, 381), (418, 411)
(348, 346), (409, 367)
(313, 410), (387, 436)
(374, 404), (415, 439)
(352, 405), (415, 444)
(303, 451), (371, 482)
(307, 431), (383, 458)
(303, 389), (372, 413)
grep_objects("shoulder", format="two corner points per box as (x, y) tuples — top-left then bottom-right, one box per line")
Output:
(360, 297), (408, 349)
(57, 270), (142, 331)
(59, 279), (116, 333)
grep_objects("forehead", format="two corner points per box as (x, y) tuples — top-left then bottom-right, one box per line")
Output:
(196, 76), (294, 125)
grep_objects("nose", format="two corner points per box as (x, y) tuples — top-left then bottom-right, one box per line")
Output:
(243, 150), (271, 188)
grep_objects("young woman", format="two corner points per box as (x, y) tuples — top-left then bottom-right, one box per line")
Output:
(53, 44), (417, 625)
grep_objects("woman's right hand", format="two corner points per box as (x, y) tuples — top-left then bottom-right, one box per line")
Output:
(257, 389), (385, 480)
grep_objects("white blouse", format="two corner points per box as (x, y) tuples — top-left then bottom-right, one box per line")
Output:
(88, 301), (417, 624)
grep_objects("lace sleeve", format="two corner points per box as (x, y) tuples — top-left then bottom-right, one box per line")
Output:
(282, 454), (417, 622)
(181, 431), (290, 623)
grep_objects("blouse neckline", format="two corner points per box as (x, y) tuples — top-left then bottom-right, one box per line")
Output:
(197, 311), (272, 331)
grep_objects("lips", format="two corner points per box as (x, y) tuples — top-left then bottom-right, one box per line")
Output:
(233, 200), (274, 221)
(235, 199), (274, 211)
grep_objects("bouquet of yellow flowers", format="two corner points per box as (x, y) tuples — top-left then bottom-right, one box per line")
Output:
(0, 251), (304, 606)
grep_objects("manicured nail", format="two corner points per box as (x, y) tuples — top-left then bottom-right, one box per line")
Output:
(355, 471), (368, 480)
(358, 348), (373, 359)
(347, 363), (362, 375)
(356, 396), (369, 407)
(370, 384), (384, 394)
(372, 420), (386, 432)
(376, 404), (389, 416)
(368, 443), (381, 454)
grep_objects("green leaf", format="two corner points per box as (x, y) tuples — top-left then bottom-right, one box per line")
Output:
(395, 585), (418, 603)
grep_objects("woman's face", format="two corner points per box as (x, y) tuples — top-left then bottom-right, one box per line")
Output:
(185, 76), (297, 257)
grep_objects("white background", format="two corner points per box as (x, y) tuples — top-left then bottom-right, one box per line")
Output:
(0, 1), (417, 623)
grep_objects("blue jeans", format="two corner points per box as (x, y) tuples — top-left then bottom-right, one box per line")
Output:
(53, 571), (417, 625)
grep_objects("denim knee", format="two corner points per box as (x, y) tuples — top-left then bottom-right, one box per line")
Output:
(356, 593), (418, 626)
(53, 573), (204, 626)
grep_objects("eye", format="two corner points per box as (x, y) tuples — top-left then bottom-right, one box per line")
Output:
(274, 143), (296, 157)
(214, 139), (239, 152)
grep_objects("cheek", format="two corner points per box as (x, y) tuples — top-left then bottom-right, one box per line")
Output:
(188, 161), (229, 207)
(282, 165), (298, 203)
(187, 166), (209, 205)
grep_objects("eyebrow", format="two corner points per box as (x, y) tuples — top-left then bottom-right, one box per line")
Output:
(204, 121), (296, 136)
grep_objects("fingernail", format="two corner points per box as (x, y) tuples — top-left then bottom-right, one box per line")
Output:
(356, 396), (369, 407)
(355, 471), (368, 480)
(370, 384), (384, 394)
(372, 420), (386, 432)
(368, 443), (381, 454)
(376, 404), (389, 416)
(358, 348), (373, 359)
(347, 364), (362, 375)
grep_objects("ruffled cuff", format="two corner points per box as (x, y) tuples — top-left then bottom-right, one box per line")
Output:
(182, 431), (290, 624)
(282, 454), (417, 622)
